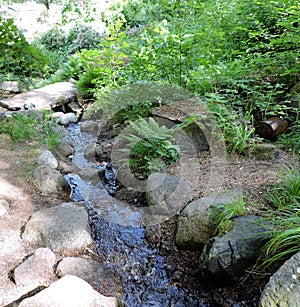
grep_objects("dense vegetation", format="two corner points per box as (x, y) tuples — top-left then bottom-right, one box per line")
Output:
(0, 0), (299, 273)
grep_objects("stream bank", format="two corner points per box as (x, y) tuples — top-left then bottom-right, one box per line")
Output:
(0, 81), (299, 306)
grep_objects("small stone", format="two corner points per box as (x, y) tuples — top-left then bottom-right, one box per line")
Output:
(37, 150), (58, 169)
(1, 81), (20, 93)
(0, 199), (10, 216)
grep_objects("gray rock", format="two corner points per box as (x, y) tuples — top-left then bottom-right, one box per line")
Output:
(55, 141), (74, 158)
(18, 275), (117, 307)
(80, 120), (100, 134)
(56, 257), (112, 290)
(0, 110), (7, 120)
(0, 82), (77, 111)
(37, 150), (58, 169)
(13, 248), (56, 287)
(0, 199), (10, 216)
(259, 252), (300, 307)
(1, 81), (20, 93)
(33, 165), (71, 196)
(78, 167), (100, 183)
(56, 112), (77, 125)
(244, 143), (283, 161)
(58, 160), (74, 174)
(146, 173), (190, 219)
(21, 202), (93, 253)
(199, 216), (269, 281)
(176, 190), (242, 250)
(84, 142), (103, 161)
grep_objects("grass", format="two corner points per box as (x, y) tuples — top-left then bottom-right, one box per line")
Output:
(0, 112), (61, 150)
(208, 195), (246, 236)
(261, 168), (300, 269)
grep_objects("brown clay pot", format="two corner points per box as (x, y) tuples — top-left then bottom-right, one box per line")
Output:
(255, 117), (288, 141)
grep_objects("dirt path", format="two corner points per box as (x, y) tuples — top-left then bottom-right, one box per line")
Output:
(0, 138), (68, 305)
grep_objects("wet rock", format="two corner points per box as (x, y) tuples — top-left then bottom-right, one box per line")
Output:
(78, 167), (100, 183)
(58, 160), (74, 174)
(37, 150), (58, 169)
(80, 120), (100, 134)
(0, 199), (10, 216)
(176, 190), (243, 250)
(18, 275), (117, 307)
(244, 143), (283, 161)
(146, 173), (190, 221)
(1, 81), (20, 94)
(84, 142), (103, 161)
(55, 141), (74, 158)
(13, 248), (56, 287)
(21, 202), (93, 253)
(33, 165), (71, 195)
(56, 257), (112, 290)
(199, 216), (269, 282)
(259, 252), (300, 307)
(55, 112), (77, 125)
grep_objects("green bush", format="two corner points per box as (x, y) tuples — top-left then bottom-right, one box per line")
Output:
(39, 24), (102, 58)
(120, 117), (180, 175)
(0, 17), (49, 79)
(0, 112), (60, 150)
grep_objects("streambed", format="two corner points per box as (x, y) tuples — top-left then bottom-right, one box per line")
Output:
(65, 123), (209, 306)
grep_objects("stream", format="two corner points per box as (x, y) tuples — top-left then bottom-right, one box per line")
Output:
(65, 123), (209, 306)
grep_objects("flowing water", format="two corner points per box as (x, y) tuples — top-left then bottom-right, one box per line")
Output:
(65, 123), (209, 306)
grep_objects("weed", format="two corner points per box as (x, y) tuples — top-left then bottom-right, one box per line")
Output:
(261, 168), (300, 268)
(0, 113), (61, 150)
(120, 117), (180, 175)
(208, 195), (246, 236)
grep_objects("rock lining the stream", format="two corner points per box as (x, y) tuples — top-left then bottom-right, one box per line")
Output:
(18, 275), (117, 307)
(199, 216), (270, 282)
(175, 190), (243, 250)
(0, 82), (77, 111)
(259, 252), (300, 306)
(21, 202), (93, 253)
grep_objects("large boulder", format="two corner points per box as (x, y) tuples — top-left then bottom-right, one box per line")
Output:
(146, 172), (190, 219)
(0, 248), (57, 306)
(0, 82), (77, 111)
(21, 203), (93, 253)
(259, 252), (300, 307)
(18, 275), (117, 307)
(198, 216), (269, 282)
(56, 257), (113, 291)
(175, 190), (242, 250)
(33, 165), (71, 196)
(37, 150), (58, 169)
(13, 248), (56, 288)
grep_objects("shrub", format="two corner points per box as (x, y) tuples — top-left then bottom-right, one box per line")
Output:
(0, 112), (61, 150)
(120, 117), (180, 175)
(0, 16), (48, 79)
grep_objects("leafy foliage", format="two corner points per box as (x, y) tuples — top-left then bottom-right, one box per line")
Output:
(261, 168), (300, 268)
(121, 117), (180, 175)
(0, 112), (60, 149)
(208, 196), (246, 236)
(0, 16), (48, 80)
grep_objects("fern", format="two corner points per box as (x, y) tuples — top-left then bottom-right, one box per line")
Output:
(120, 116), (180, 175)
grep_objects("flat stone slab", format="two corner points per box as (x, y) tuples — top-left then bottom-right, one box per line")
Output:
(0, 82), (77, 111)
(18, 275), (117, 307)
